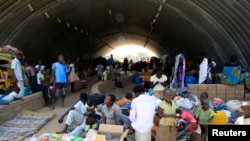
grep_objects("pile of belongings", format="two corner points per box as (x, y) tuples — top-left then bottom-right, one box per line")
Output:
(209, 99), (242, 124)
(0, 44), (23, 55)
(24, 133), (84, 141)
(174, 88), (199, 113)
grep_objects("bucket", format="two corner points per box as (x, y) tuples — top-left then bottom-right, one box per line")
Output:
(24, 87), (30, 97)
(134, 76), (142, 84)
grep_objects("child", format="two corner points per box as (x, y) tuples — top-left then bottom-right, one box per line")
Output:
(176, 109), (198, 138)
(116, 92), (132, 107)
(196, 99), (215, 141)
(198, 92), (208, 106)
(0, 87), (22, 104)
(84, 104), (101, 132)
(235, 101), (250, 125)
(186, 132), (202, 141)
(155, 89), (178, 141)
(102, 68), (108, 81)
(40, 69), (51, 106)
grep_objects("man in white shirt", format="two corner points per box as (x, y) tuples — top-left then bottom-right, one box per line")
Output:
(57, 93), (88, 136)
(129, 84), (158, 141)
(150, 69), (167, 99)
(11, 53), (25, 98)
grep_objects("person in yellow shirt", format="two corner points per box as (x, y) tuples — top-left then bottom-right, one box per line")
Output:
(116, 92), (132, 107)
(155, 89), (178, 141)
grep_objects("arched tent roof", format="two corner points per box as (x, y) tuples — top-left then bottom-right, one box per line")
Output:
(0, 0), (249, 70)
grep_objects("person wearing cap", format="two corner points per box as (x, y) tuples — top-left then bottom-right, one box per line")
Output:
(235, 101), (250, 125)
(11, 52), (25, 98)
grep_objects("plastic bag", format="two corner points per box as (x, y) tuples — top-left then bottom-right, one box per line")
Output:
(226, 100), (242, 113)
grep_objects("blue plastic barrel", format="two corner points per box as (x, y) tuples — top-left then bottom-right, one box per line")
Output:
(134, 76), (142, 84)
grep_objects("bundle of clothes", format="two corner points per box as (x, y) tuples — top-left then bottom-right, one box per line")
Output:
(174, 88), (243, 124)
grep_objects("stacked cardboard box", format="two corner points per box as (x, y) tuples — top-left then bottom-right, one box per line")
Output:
(187, 84), (245, 101)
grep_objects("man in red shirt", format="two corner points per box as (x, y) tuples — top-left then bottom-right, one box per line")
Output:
(176, 109), (198, 138)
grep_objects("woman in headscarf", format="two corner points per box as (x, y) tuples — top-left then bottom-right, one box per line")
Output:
(170, 49), (186, 88)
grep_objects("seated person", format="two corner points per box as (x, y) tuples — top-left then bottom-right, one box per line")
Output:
(57, 93), (89, 136)
(114, 78), (123, 88)
(102, 94), (122, 124)
(116, 92), (132, 107)
(176, 109), (198, 138)
(0, 87), (22, 104)
(84, 101), (102, 131)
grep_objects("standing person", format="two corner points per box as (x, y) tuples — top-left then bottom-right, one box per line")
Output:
(101, 94), (122, 124)
(56, 93), (88, 136)
(11, 52), (25, 98)
(150, 69), (167, 99)
(96, 61), (104, 81)
(51, 55), (68, 109)
(170, 49), (186, 88)
(25, 62), (37, 93)
(198, 52), (208, 84)
(108, 54), (115, 80)
(207, 57), (216, 83)
(163, 56), (172, 85)
(155, 89), (178, 141)
(196, 99), (215, 141)
(68, 60), (80, 93)
(35, 60), (46, 90)
(234, 101), (250, 125)
(123, 57), (129, 75)
(129, 84), (158, 141)
(40, 69), (51, 106)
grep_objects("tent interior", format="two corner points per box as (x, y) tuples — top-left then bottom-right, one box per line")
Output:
(0, 0), (250, 71)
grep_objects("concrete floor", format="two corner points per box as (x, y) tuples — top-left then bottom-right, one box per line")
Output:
(35, 76), (134, 139)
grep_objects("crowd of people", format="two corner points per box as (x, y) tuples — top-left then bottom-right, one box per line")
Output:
(54, 83), (250, 141)
(1, 49), (250, 141)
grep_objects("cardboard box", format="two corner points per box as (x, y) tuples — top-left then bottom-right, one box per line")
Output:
(235, 93), (244, 100)
(226, 89), (235, 95)
(226, 93), (236, 99)
(86, 124), (128, 141)
(198, 90), (206, 96)
(217, 90), (226, 95)
(198, 85), (208, 90)
(217, 84), (226, 90)
(207, 90), (217, 95)
(207, 84), (217, 90)
(235, 90), (245, 95)
(187, 84), (199, 90)
(217, 94), (226, 99)
(190, 90), (198, 95)
(99, 124), (124, 137)
(235, 85), (244, 90)
(208, 94), (216, 99)
(226, 85), (235, 90)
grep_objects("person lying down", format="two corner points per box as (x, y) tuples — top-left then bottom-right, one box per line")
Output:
(0, 87), (23, 104)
